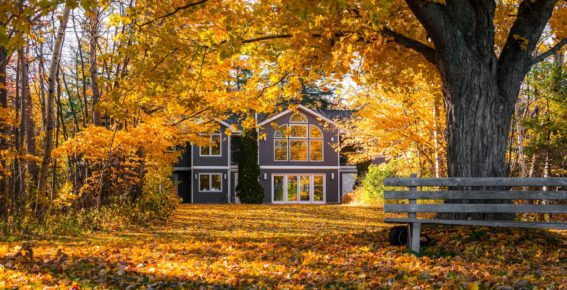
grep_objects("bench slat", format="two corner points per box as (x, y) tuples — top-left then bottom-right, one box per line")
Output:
(384, 190), (567, 200)
(384, 218), (567, 229)
(384, 204), (567, 214)
(384, 177), (567, 187)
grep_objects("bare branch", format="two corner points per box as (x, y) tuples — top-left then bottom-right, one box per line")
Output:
(532, 38), (567, 65)
(139, 0), (208, 27)
(381, 28), (436, 64)
(241, 34), (293, 44)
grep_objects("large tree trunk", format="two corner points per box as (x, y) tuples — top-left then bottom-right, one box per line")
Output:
(441, 60), (512, 179)
(38, 5), (71, 197)
(404, 0), (560, 220)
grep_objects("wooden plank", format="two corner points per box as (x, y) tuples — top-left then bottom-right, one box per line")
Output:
(409, 222), (421, 254)
(384, 218), (567, 230)
(384, 204), (567, 214)
(384, 177), (567, 187)
(384, 190), (567, 200)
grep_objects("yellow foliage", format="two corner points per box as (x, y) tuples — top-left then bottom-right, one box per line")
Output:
(0, 205), (565, 288)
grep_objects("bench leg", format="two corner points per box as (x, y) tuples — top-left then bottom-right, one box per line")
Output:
(408, 222), (421, 254)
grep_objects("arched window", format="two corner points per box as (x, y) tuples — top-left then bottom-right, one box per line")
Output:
(274, 125), (288, 160)
(290, 113), (308, 123)
(274, 115), (324, 161)
(308, 125), (323, 161)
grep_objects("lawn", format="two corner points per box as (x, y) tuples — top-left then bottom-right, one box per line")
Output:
(0, 205), (565, 289)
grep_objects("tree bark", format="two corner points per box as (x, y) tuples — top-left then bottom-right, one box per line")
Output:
(20, 48), (38, 186)
(38, 4), (71, 197)
(89, 6), (102, 125)
(403, 0), (560, 220)
(0, 47), (9, 216)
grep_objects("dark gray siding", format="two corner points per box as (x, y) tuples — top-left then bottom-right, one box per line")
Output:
(258, 110), (340, 167)
(192, 169), (230, 203)
(174, 171), (192, 203)
(259, 169), (340, 203)
(173, 145), (191, 168)
(192, 124), (230, 167)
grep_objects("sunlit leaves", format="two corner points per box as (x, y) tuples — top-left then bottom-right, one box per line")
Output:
(0, 205), (565, 288)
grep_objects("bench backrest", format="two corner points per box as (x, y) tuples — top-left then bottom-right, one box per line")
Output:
(383, 177), (567, 218)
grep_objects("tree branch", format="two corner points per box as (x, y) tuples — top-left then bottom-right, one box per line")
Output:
(404, 0), (448, 47)
(242, 34), (293, 44)
(532, 38), (567, 64)
(139, 0), (208, 27)
(238, 29), (436, 64)
(498, 0), (558, 71)
(381, 28), (436, 64)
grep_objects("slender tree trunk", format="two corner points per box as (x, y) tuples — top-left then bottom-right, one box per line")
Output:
(21, 48), (38, 187)
(0, 47), (9, 217)
(432, 95), (441, 178)
(89, 6), (102, 125)
(515, 104), (527, 177)
(71, 13), (89, 124)
(38, 4), (71, 197)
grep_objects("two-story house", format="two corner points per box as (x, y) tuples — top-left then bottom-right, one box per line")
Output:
(172, 105), (368, 204)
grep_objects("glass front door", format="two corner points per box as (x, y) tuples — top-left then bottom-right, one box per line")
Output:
(299, 176), (310, 203)
(273, 174), (325, 203)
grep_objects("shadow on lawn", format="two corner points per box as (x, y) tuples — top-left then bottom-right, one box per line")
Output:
(2, 224), (565, 288)
(0, 229), (395, 288)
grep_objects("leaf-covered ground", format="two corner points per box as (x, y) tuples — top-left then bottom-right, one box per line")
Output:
(1, 205), (565, 289)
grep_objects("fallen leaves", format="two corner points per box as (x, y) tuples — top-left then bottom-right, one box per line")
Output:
(0, 205), (565, 288)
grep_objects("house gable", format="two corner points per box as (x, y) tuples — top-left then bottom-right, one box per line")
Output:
(258, 106), (340, 167)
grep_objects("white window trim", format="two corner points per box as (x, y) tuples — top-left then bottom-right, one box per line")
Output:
(289, 124), (308, 138)
(289, 139), (309, 162)
(272, 124), (325, 162)
(271, 174), (326, 204)
(199, 133), (222, 157)
(258, 105), (338, 127)
(273, 124), (324, 162)
(273, 139), (289, 161)
(198, 173), (223, 192)
(290, 112), (308, 123)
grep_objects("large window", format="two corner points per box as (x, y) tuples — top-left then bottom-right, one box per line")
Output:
(199, 173), (222, 192)
(200, 133), (221, 156)
(272, 174), (325, 203)
(273, 113), (324, 161)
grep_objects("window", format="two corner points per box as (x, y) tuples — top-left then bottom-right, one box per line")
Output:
(273, 113), (324, 161)
(309, 140), (323, 161)
(290, 140), (308, 161)
(199, 133), (221, 156)
(274, 125), (288, 138)
(290, 113), (308, 123)
(313, 176), (324, 201)
(199, 173), (222, 192)
(272, 174), (325, 203)
(274, 176), (284, 202)
(274, 140), (288, 161)
(309, 126), (322, 138)
(289, 125), (307, 138)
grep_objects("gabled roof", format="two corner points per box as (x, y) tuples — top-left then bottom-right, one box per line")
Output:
(257, 104), (352, 127)
(317, 109), (355, 122)
(216, 115), (242, 133)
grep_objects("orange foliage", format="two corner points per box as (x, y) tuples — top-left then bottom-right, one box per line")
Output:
(0, 205), (565, 288)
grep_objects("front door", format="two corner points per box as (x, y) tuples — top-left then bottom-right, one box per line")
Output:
(274, 174), (325, 203)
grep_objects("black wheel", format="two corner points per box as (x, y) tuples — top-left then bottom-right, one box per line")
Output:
(388, 226), (408, 246)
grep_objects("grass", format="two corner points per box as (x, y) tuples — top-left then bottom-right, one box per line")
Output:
(0, 204), (565, 288)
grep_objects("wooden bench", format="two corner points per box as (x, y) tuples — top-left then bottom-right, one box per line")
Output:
(383, 177), (567, 254)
